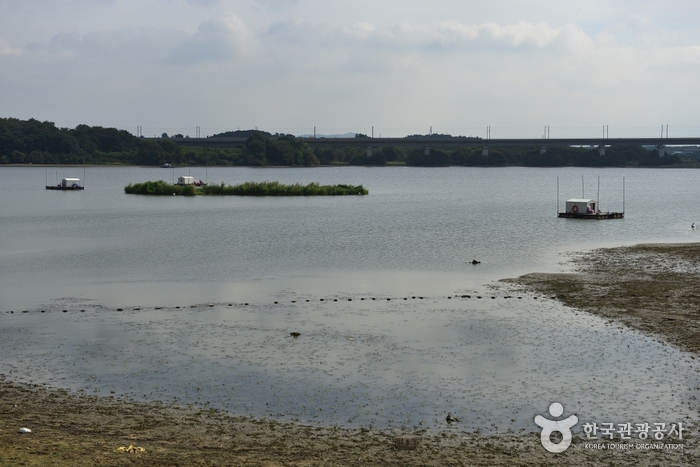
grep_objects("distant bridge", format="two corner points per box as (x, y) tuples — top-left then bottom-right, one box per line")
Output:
(163, 136), (700, 157)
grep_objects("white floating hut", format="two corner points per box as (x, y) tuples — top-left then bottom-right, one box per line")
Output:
(565, 199), (597, 215)
(61, 178), (81, 188)
(557, 176), (624, 219)
(176, 176), (195, 185)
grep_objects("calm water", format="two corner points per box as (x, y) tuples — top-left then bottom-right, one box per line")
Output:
(2, 166), (700, 432)
(2, 166), (699, 309)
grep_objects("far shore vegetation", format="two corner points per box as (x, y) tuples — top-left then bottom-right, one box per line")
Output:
(124, 180), (369, 196)
(2, 117), (699, 168)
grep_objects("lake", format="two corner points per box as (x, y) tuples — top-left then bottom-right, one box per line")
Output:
(1, 165), (700, 432)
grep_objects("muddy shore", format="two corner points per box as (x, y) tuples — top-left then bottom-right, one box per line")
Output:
(3, 242), (700, 466)
(507, 242), (700, 354)
(2, 381), (696, 466)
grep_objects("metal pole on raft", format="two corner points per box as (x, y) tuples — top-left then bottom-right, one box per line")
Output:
(557, 176), (559, 216)
(597, 176), (600, 211)
(623, 176), (625, 214)
(581, 175), (584, 198)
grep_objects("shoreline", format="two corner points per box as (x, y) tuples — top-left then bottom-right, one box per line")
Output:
(2, 162), (699, 169)
(2, 380), (696, 466)
(3, 242), (700, 465)
(506, 242), (700, 354)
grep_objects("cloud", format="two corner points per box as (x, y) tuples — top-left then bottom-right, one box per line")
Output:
(625, 13), (653, 30)
(0, 38), (21, 56)
(48, 32), (83, 58)
(44, 28), (181, 64)
(15, 16), (700, 85)
(168, 13), (249, 63)
(248, 15), (700, 124)
(2, 2), (700, 135)
(264, 19), (595, 55)
(433, 21), (563, 49)
(34, 13), (250, 66)
(254, 0), (300, 9)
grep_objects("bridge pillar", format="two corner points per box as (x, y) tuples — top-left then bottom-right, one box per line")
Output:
(597, 144), (606, 156)
(424, 146), (430, 156)
(367, 147), (372, 158)
(657, 144), (666, 157)
(540, 146), (547, 155)
(482, 146), (489, 157)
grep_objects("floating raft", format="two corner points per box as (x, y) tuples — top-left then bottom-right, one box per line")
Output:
(558, 212), (624, 219)
(558, 198), (623, 219)
(46, 185), (85, 190)
(46, 178), (84, 190)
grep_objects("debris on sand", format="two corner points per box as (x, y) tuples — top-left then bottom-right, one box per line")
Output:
(116, 444), (145, 453)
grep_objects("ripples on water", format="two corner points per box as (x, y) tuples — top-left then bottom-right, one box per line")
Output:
(1, 166), (700, 432)
(2, 294), (699, 433)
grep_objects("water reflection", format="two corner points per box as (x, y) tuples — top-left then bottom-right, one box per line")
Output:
(2, 293), (698, 433)
(3, 166), (700, 310)
(2, 166), (700, 433)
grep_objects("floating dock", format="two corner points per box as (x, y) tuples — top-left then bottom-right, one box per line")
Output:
(557, 198), (623, 219)
(557, 177), (624, 220)
(46, 178), (84, 190)
(558, 211), (624, 219)
(46, 185), (85, 190)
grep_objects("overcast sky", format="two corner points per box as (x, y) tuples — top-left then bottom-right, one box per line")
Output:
(1, 0), (699, 138)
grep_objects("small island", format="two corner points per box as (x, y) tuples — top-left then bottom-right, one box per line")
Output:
(124, 180), (368, 196)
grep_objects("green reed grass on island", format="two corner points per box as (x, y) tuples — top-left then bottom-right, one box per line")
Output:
(124, 180), (368, 196)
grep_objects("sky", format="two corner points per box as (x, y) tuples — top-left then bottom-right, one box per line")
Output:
(1, 0), (700, 138)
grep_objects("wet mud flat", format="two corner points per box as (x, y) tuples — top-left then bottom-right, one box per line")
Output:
(4, 244), (700, 465)
(2, 381), (698, 466)
(507, 242), (700, 354)
(3, 294), (698, 434)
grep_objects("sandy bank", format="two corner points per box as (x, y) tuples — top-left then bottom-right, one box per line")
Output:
(507, 242), (700, 354)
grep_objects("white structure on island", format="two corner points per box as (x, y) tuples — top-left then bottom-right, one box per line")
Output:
(176, 176), (195, 185)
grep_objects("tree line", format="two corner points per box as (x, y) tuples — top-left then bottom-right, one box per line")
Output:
(0, 118), (139, 165)
(0, 118), (685, 167)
